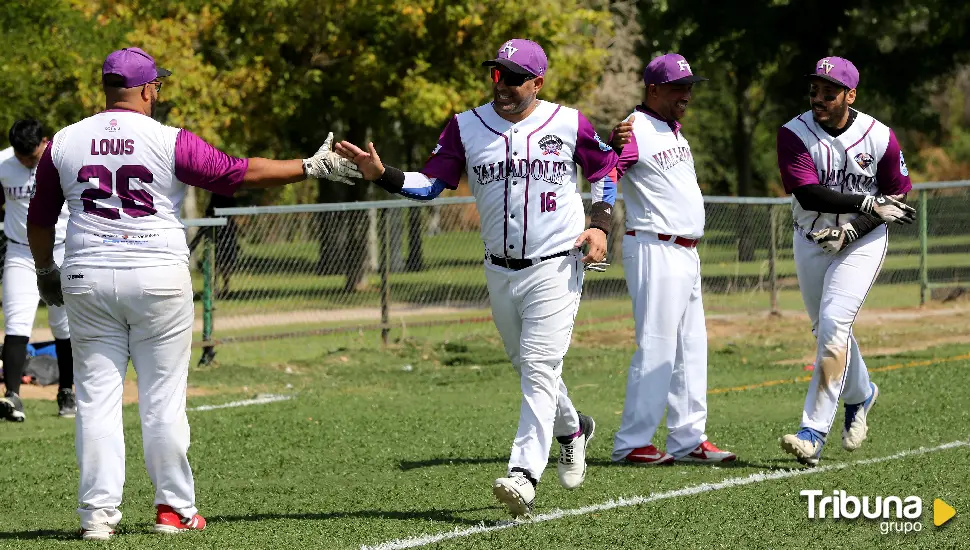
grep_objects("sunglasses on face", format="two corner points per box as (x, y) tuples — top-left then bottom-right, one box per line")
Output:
(490, 67), (536, 87)
(145, 80), (163, 93)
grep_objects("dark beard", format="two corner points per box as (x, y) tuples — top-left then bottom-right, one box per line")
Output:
(816, 101), (848, 129)
(150, 96), (157, 118)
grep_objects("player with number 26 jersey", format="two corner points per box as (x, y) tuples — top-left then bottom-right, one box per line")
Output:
(38, 111), (242, 269)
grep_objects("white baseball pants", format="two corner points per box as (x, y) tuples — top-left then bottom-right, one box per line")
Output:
(794, 224), (886, 433)
(62, 264), (197, 530)
(612, 233), (709, 460)
(3, 242), (70, 338)
(485, 251), (583, 482)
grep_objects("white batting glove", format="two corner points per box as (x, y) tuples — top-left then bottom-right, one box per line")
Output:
(584, 261), (610, 272)
(303, 132), (363, 185)
(36, 265), (64, 307)
(809, 223), (859, 255)
(860, 194), (916, 224)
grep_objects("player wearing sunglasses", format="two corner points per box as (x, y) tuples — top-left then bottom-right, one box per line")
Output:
(337, 38), (619, 517)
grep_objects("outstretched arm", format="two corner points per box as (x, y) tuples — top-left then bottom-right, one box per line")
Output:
(334, 141), (448, 201)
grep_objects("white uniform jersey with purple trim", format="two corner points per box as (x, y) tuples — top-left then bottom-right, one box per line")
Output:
(614, 106), (705, 238)
(422, 100), (618, 260)
(0, 147), (68, 245)
(31, 110), (247, 269)
(778, 109), (912, 234)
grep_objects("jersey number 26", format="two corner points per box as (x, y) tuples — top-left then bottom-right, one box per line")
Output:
(78, 165), (157, 219)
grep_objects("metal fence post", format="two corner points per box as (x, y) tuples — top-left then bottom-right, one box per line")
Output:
(919, 189), (928, 306)
(768, 204), (779, 315)
(379, 208), (391, 346)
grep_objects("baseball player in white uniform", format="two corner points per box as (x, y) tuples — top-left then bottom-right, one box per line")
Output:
(27, 47), (360, 540)
(336, 39), (618, 517)
(776, 56), (914, 466)
(608, 54), (736, 466)
(0, 119), (75, 421)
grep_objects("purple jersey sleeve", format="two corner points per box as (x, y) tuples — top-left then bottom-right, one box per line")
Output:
(174, 130), (249, 197)
(27, 142), (66, 228)
(574, 111), (619, 183)
(876, 129), (913, 195)
(612, 129), (639, 180)
(777, 126), (819, 193)
(420, 116), (465, 190)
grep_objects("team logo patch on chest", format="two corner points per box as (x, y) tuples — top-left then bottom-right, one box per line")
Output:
(538, 135), (564, 156)
(854, 152), (874, 170)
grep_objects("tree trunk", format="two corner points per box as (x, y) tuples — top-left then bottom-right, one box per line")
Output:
(733, 75), (757, 262)
(406, 207), (424, 271)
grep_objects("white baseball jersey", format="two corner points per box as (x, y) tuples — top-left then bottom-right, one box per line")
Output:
(778, 109), (912, 234)
(421, 100), (618, 259)
(0, 147), (68, 245)
(614, 106), (705, 238)
(30, 110), (248, 269)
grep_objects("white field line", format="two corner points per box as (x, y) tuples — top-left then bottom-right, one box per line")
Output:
(362, 440), (968, 550)
(187, 394), (293, 412)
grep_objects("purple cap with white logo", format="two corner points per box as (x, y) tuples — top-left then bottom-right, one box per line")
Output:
(102, 47), (172, 88)
(482, 39), (548, 76)
(643, 53), (708, 86)
(807, 56), (859, 89)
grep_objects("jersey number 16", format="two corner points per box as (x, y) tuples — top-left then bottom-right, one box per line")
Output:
(78, 164), (157, 219)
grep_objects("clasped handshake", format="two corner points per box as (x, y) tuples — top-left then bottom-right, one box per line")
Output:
(809, 194), (916, 255)
(301, 133), (387, 185)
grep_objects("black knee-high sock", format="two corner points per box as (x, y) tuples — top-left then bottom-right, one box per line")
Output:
(2, 335), (29, 395)
(55, 338), (74, 390)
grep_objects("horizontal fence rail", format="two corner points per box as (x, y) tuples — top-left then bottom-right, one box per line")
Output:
(2, 182), (967, 349)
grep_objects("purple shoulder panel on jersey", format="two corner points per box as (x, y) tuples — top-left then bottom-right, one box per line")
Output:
(574, 111), (619, 183)
(613, 130), (639, 180)
(420, 115), (465, 190)
(27, 142), (66, 228)
(777, 126), (819, 194)
(174, 130), (249, 197)
(875, 128), (913, 196)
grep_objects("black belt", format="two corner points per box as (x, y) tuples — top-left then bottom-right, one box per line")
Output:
(489, 250), (571, 270)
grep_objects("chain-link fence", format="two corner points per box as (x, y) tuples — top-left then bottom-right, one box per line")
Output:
(186, 181), (969, 346)
(5, 181), (966, 347)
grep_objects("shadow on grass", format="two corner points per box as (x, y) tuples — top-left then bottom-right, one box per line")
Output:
(398, 455), (792, 473)
(207, 506), (495, 527)
(0, 529), (78, 541)
(398, 456), (507, 471)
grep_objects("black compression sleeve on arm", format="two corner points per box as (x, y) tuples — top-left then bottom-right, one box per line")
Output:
(847, 213), (884, 238)
(374, 165), (406, 194)
(792, 185), (866, 214)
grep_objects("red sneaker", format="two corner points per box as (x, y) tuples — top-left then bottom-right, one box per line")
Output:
(677, 440), (737, 463)
(154, 504), (206, 534)
(623, 444), (675, 465)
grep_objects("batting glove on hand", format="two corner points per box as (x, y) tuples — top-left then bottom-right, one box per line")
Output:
(584, 261), (610, 272)
(36, 265), (64, 307)
(860, 194), (916, 224)
(810, 223), (859, 255)
(303, 132), (363, 185)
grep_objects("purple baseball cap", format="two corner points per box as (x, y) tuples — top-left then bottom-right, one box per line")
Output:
(482, 39), (547, 76)
(643, 53), (708, 86)
(102, 47), (172, 88)
(807, 56), (859, 89)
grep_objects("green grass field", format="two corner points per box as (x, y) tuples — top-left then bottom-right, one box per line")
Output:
(2, 303), (969, 549)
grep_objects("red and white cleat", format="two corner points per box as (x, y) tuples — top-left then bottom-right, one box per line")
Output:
(154, 504), (206, 534)
(677, 440), (737, 463)
(623, 444), (675, 466)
